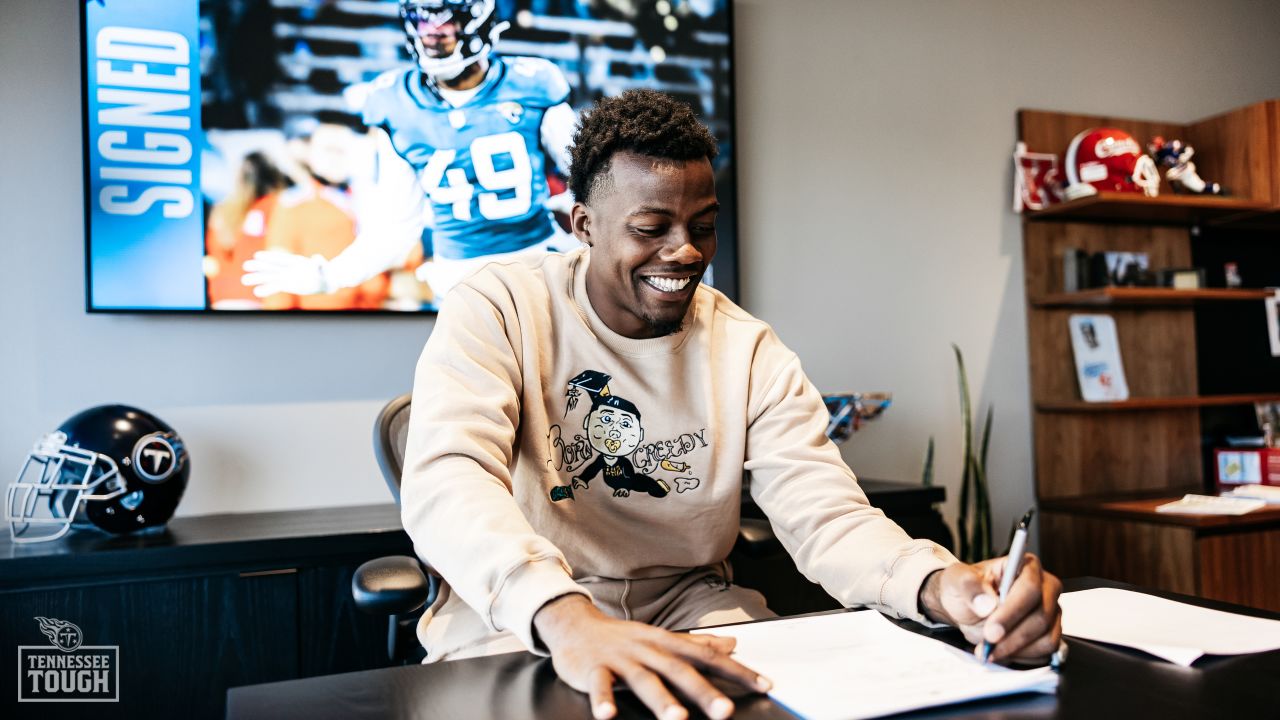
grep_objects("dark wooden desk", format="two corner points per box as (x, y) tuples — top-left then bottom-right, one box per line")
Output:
(227, 578), (1280, 720)
(1041, 494), (1280, 612)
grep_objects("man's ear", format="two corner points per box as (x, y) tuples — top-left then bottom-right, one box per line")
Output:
(570, 202), (592, 247)
(582, 412), (590, 431)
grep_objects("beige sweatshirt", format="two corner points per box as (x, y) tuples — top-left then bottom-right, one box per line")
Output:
(401, 248), (957, 653)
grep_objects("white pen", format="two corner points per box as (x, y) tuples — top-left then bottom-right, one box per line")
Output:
(980, 508), (1035, 663)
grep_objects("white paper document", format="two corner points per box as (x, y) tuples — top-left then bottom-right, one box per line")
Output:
(693, 611), (1057, 720)
(1060, 588), (1280, 666)
(1154, 493), (1265, 515)
(1224, 484), (1280, 504)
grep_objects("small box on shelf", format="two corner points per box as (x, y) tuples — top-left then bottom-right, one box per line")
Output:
(1158, 267), (1205, 290)
(1214, 448), (1280, 491)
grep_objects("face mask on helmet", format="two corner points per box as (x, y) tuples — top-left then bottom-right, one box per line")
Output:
(1064, 127), (1160, 200)
(6, 405), (190, 543)
(399, 0), (509, 81)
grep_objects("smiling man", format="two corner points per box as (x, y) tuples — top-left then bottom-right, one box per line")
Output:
(569, 138), (718, 339)
(401, 89), (1063, 720)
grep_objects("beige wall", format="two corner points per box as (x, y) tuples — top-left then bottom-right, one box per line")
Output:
(732, 0), (1280, 544)
(3, 1), (1280, 546)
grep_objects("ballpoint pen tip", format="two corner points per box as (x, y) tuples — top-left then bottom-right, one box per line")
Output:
(1019, 508), (1035, 529)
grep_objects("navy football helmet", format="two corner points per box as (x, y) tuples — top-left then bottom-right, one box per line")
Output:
(7, 405), (189, 543)
(399, 0), (508, 80)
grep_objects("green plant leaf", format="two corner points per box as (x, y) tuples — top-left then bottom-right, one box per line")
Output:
(980, 405), (994, 472)
(922, 436), (935, 487)
(946, 344), (996, 563)
(970, 454), (994, 561)
(976, 406), (994, 561)
(953, 344), (973, 452)
(954, 344), (978, 561)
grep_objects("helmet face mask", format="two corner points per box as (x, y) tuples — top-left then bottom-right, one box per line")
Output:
(399, 0), (507, 81)
(6, 406), (189, 543)
(7, 433), (126, 543)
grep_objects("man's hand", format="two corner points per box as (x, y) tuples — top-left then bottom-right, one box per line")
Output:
(534, 595), (771, 720)
(241, 250), (328, 297)
(918, 554), (1062, 664)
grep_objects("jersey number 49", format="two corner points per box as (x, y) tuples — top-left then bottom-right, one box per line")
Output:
(420, 132), (533, 221)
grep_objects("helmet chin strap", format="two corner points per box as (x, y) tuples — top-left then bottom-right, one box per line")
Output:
(411, 35), (481, 81)
(424, 56), (473, 82)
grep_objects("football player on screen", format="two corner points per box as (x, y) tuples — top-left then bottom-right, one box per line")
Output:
(242, 0), (578, 304)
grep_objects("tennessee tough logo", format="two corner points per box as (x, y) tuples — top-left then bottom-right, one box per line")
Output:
(19, 616), (119, 702)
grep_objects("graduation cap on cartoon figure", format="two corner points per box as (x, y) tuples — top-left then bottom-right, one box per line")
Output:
(565, 370), (612, 416)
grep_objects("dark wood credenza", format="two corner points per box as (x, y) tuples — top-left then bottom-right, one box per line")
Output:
(0, 481), (947, 719)
(0, 505), (412, 720)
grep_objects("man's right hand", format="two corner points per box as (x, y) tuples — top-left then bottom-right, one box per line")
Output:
(533, 594), (771, 720)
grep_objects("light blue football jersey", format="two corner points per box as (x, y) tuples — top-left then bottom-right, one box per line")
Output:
(362, 57), (569, 261)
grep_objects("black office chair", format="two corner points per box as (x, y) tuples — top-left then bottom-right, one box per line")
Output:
(351, 394), (435, 664)
(351, 394), (783, 663)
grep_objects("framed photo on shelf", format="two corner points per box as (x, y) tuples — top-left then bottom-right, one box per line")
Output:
(1068, 314), (1130, 402)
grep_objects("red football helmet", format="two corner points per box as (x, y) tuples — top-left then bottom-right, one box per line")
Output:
(1064, 127), (1159, 199)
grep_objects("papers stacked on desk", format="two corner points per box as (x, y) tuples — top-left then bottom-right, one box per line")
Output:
(1222, 483), (1280, 504)
(693, 610), (1057, 720)
(1060, 588), (1280, 666)
(1154, 494), (1265, 515)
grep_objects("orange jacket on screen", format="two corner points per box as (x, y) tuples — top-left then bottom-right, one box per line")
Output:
(262, 182), (390, 311)
(205, 194), (278, 308)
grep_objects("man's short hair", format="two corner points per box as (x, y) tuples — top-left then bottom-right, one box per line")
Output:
(568, 89), (719, 205)
(590, 393), (642, 422)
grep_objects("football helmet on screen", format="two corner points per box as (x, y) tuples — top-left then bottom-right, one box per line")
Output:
(7, 405), (189, 543)
(399, 0), (509, 80)
(1064, 127), (1160, 199)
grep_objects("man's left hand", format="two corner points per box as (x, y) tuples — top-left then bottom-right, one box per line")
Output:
(918, 554), (1062, 664)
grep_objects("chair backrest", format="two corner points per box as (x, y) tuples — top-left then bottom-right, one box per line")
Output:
(373, 393), (412, 506)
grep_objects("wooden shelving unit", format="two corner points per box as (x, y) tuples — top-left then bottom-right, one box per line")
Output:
(1032, 287), (1275, 308)
(1036, 394), (1280, 412)
(1018, 101), (1280, 612)
(1040, 495), (1280, 530)
(1025, 192), (1271, 225)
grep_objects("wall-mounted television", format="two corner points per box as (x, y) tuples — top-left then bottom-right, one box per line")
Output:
(82, 0), (738, 313)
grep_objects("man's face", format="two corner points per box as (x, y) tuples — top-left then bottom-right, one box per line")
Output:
(415, 12), (461, 57)
(573, 151), (718, 339)
(584, 406), (644, 457)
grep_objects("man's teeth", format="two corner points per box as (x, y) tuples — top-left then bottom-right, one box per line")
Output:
(643, 276), (692, 293)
